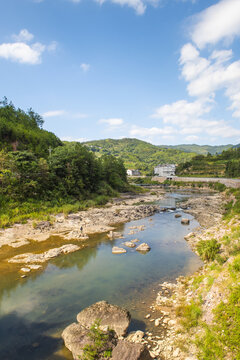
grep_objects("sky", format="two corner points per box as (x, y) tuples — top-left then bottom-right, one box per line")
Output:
(0, 0), (240, 146)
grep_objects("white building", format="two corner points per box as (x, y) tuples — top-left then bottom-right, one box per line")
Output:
(127, 169), (141, 176)
(154, 164), (176, 177)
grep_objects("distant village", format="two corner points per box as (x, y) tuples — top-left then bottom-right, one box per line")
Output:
(127, 164), (176, 177)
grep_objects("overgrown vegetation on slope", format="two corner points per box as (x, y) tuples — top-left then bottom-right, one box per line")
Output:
(173, 188), (240, 359)
(0, 101), (131, 227)
(176, 148), (240, 178)
(0, 97), (62, 157)
(83, 138), (196, 174)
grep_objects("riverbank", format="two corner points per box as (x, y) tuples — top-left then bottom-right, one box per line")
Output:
(132, 189), (240, 360)
(0, 189), (164, 269)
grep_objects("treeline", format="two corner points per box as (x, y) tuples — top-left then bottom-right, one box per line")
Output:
(0, 145), (128, 203)
(0, 100), (129, 227)
(176, 148), (240, 178)
(0, 97), (62, 157)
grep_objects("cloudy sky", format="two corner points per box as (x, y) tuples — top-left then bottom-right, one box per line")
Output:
(1, 0), (240, 145)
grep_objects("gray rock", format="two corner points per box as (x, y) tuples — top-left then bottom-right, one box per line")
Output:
(76, 301), (131, 337)
(62, 322), (116, 360)
(111, 340), (152, 360)
(112, 247), (127, 254)
(136, 243), (151, 252)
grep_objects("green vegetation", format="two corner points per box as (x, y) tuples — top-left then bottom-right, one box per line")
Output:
(176, 301), (202, 330)
(176, 148), (240, 178)
(197, 286), (240, 360)
(0, 101), (130, 227)
(164, 144), (233, 156)
(80, 321), (113, 360)
(83, 138), (196, 174)
(0, 97), (62, 157)
(196, 239), (221, 262)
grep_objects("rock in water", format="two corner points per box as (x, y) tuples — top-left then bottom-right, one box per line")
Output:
(181, 218), (190, 225)
(123, 241), (136, 248)
(112, 247), (127, 254)
(76, 301), (131, 337)
(136, 243), (151, 252)
(111, 340), (152, 360)
(175, 213), (182, 218)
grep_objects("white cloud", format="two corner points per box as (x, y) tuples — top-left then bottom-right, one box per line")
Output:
(95, 0), (161, 15)
(152, 99), (213, 126)
(130, 125), (175, 137)
(80, 63), (90, 72)
(47, 41), (58, 52)
(99, 118), (124, 127)
(61, 136), (89, 142)
(185, 135), (199, 142)
(12, 29), (34, 43)
(0, 42), (45, 64)
(191, 0), (240, 49)
(0, 29), (56, 65)
(42, 110), (65, 118)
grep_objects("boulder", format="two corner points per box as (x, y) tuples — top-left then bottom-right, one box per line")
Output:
(181, 218), (190, 225)
(76, 301), (131, 337)
(175, 214), (182, 218)
(136, 243), (151, 252)
(62, 322), (117, 360)
(123, 241), (136, 248)
(111, 340), (152, 360)
(112, 247), (127, 254)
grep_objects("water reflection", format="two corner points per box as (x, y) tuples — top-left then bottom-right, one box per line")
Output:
(0, 191), (204, 360)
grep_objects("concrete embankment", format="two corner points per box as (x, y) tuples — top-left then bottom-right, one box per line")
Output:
(153, 176), (240, 188)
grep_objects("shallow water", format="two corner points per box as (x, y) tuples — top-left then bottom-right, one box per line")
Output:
(0, 191), (203, 360)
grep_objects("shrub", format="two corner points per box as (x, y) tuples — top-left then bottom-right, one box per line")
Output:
(196, 239), (221, 261)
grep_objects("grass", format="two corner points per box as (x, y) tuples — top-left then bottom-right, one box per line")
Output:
(176, 301), (202, 330)
(196, 239), (221, 262)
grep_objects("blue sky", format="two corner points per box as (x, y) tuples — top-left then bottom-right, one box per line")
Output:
(1, 0), (240, 145)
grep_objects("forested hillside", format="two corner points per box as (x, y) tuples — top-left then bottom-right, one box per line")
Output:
(176, 148), (240, 178)
(0, 100), (129, 227)
(0, 97), (62, 157)
(84, 138), (196, 174)
(163, 144), (233, 155)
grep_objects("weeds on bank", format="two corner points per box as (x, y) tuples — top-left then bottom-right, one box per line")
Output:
(196, 239), (221, 262)
(176, 301), (202, 330)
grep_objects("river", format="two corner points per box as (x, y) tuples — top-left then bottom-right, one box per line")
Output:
(0, 190), (203, 360)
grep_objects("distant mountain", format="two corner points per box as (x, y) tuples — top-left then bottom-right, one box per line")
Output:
(83, 138), (196, 174)
(162, 144), (233, 155)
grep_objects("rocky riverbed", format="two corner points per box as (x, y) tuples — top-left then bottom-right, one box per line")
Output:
(0, 190), (163, 269)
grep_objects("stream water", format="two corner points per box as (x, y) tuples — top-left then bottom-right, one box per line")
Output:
(0, 190), (203, 360)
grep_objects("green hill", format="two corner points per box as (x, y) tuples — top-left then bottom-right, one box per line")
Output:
(176, 148), (240, 178)
(163, 144), (233, 155)
(0, 97), (62, 157)
(83, 138), (196, 174)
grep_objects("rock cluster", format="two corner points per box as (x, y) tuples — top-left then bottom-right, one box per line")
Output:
(62, 301), (152, 360)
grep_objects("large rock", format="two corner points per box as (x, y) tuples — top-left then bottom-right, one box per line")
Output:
(76, 301), (131, 337)
(124, 241), (136, 248)
(111, 340), (152, 360)
(62, 322), (117, 360)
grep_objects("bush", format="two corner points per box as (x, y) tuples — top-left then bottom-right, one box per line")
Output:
(196, 239), (221, 261)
